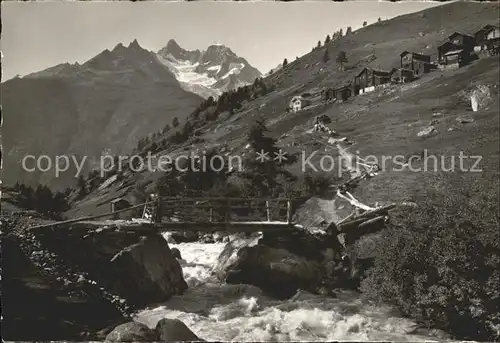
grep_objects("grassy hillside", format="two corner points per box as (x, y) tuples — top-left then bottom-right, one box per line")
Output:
(70, 1), (499, 214)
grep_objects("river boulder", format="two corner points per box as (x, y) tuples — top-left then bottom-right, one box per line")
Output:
(214, 234), (261, 281)
(155, 318), (202, 341)
(109, 234), (188, 306)
(171, 247), (182, 260)
(216, 237), (325, 299)
(166, 231), (199, 243)
(34, 222), (188, 308)
(105, 322), (159, 342)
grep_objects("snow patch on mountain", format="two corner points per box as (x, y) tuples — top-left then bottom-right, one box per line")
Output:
(157, 54), (220, 98)
(156, 40), (261, 99)
(207, 65), (222, 73)
(158, 55), (217, 87)
(221, 63), (245, 79)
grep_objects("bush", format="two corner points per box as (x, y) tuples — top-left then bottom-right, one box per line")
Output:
(294, 172), (339, 197)
(15, 183), (70, 219)
(361, 172), (500, 341)
(172, 117), (180, 128)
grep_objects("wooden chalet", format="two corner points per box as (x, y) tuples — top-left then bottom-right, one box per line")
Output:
(354, 68), (373, 95)
(373, 69), (392, 85)
(474, 25), (500, 55)
(438, 42), (467, 67)
(437, 32), (475, 67)
(321, 87), (335, 102)
(448, 32), (475, 50)
(399, 51), (432, 76)
(389, 68), (414, 83)
(334, 84), (352, 102)
(354, 68), (391, 95)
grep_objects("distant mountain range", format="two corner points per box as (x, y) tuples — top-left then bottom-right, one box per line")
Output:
(157, 39), (262, 99)
(2, 39), (263, 189)
(2, 40), (203, 189)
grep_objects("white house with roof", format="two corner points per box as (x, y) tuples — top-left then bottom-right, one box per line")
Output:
(289, 95), (313, 112)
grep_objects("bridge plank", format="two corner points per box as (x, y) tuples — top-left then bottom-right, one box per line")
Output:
(27, 197), (301, 232)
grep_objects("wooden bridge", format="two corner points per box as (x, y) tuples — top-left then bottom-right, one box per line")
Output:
(144, 196), (297, 231)
(31, 196), (303, 233)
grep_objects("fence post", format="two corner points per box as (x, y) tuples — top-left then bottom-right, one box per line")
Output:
(142, 200), (149, 219)
(154, 196), (162, 223)
(111, 201), (118, 220)
(209, 199), (213, 223)
(266, 200), (271, 222)
(225, 199), (230, 223)
(287, 199), (292, 224)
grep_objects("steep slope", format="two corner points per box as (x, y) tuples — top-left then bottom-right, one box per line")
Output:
(157, 39), (262, 99)
(196, 1), (499, 143)
(70, 1), (499, 218)
(265, 62), (283, 76)
(1, 40), (202, 190)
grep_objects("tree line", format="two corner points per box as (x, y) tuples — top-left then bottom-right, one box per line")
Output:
(154, 118), (337, 202)
(12, 183), (70, 219)
(133, 76), (273, 154)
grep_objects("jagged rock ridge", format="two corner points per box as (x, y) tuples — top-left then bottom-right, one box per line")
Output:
(2, 39), (202, 189)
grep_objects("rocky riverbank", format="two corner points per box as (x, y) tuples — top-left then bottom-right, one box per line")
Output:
(2, 232), (125, 340)
(136, 240), (453, 341)
(1, 209), (452, 341)
(1, 212), (189, 340)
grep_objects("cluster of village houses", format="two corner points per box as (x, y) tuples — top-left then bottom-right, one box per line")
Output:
(289, 24), (499, 112)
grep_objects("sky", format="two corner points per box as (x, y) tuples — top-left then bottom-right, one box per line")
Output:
(1, 1), (443, 81)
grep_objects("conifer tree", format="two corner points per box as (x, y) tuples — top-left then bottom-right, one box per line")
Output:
(336, 51), (348, 71)
(323, 48), (330, 63)
(240, 119), (295, 197)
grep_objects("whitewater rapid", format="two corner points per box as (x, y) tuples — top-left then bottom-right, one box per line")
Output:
(134, 238), (441, 342)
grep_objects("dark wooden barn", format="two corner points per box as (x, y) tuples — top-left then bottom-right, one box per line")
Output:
(334, 84), (352, 102)
(389, 68), (415, 83)
(400, 51), (432, 76)
(475, 25), (500, 56)
(438, 32), (475, 67)
(354, 68), (391, 95)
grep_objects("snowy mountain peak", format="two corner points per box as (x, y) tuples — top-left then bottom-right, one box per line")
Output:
(156, 40), (261, 99)
(160, 39), (201, 64)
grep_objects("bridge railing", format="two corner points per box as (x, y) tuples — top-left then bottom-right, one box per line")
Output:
(154, 197), (294, 224)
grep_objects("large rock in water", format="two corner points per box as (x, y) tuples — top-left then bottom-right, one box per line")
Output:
(105, 322), (159, 342)
(35, 225), (187, 308)
(155, 318), (202, 341)
(216, 234), (326, 299)
(214, 234), (261, 280)
(215, 216), (387, 297)
(106, 319), (202, 342)
(109, 234), (188, 305)
(165, 231), (199, 244)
